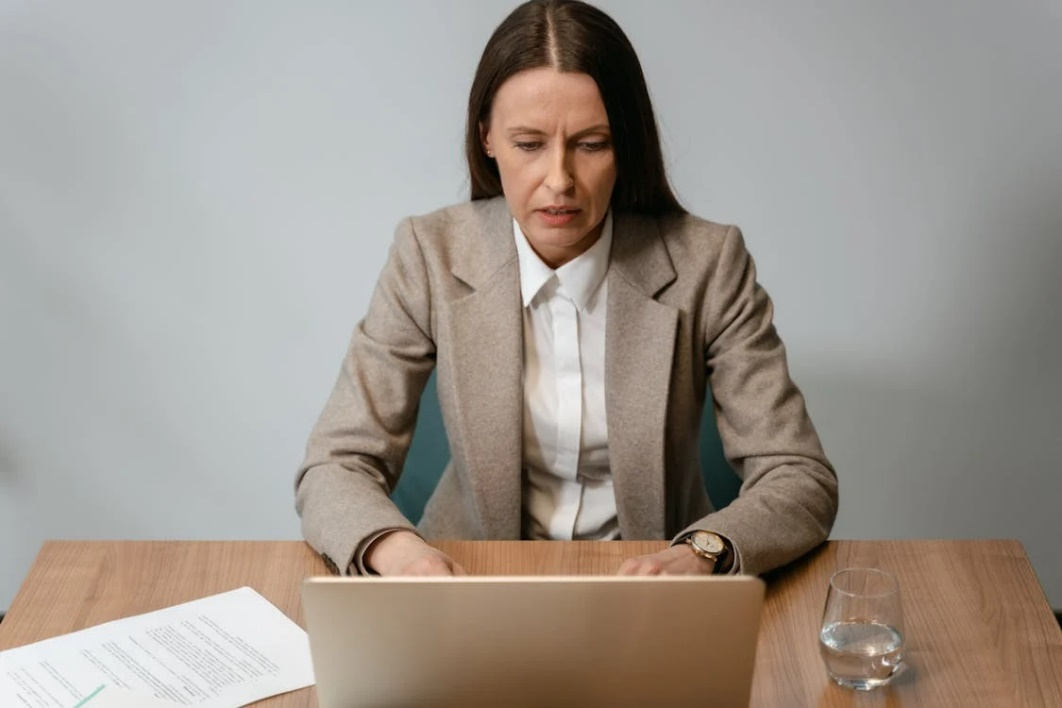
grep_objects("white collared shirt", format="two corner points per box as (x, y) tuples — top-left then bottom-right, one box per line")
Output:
(514, 214), (619, 541)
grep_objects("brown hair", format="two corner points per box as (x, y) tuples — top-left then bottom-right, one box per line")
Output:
(465, 0), (685, 215)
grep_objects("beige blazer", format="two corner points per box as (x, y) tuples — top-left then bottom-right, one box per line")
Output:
(295, 197), (837, 576)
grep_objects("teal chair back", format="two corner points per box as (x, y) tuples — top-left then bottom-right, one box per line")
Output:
(393, 372), (741, 524)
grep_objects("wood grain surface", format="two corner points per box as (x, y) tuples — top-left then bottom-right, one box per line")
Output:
(1, 540), (1059, 707)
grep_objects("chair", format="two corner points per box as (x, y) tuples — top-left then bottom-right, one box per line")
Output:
(393, 371), (741, 524)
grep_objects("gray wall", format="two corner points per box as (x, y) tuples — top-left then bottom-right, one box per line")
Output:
(2, 1), (1059, 609)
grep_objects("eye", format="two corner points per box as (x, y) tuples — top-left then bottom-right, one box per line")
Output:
(578, 141), (611, 153)
(513, 141), (544, 152)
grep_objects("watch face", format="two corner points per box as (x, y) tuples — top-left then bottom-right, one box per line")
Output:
(693, 531), (725, 555)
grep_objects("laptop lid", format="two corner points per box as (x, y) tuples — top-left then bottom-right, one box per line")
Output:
(302, 575), (765, 708)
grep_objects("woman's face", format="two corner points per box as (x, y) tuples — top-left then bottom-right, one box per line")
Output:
(482, 68), (617, 269)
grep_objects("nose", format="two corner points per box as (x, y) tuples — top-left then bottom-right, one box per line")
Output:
(544, 147), (575, 193)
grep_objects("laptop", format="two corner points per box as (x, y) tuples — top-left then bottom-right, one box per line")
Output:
(302, 574), (765, 707)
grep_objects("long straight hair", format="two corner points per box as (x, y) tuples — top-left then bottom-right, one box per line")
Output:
(465, 0), (685, 215)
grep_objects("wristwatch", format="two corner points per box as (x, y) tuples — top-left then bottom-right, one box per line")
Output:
(685, 530), (730, 572)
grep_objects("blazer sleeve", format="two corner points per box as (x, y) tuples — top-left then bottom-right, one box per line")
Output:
(295, 217), (435, 574)
(683, 225), (839, 576)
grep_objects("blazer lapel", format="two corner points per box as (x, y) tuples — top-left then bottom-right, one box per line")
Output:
(606, 213), (678, 540)
(447, 199), (523, 539)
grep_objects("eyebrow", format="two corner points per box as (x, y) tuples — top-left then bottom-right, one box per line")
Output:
(505, 124), (611, 137)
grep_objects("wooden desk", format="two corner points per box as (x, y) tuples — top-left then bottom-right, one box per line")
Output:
(1, 540), (1060, 706)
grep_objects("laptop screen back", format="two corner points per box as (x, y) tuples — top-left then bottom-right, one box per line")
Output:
(302, 575), (764, 707)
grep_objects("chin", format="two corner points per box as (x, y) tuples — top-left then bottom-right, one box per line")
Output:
(536, 231), (588, 249)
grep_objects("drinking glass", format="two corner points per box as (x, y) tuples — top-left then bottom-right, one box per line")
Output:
(819, 567), (905, 690)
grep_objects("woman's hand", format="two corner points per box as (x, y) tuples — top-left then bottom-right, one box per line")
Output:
(363, 530), (467, 576)
(617, 544), (716, 576)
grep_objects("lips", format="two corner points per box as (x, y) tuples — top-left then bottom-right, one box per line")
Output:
(536, 208), (580, 226)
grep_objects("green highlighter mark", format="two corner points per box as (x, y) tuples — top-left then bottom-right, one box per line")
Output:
(72, 684), (106, 707)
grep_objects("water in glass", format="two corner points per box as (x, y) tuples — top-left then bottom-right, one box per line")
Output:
(819, 619), (904, 690)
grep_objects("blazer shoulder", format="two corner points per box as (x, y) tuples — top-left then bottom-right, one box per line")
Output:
(396, 197), (515, 288)
(657, 212), (737, 246)
(653, 212), (748, 273)
(404, 198), (508, 245)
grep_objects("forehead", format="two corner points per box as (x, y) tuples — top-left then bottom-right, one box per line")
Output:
(491, 67), (608, 128)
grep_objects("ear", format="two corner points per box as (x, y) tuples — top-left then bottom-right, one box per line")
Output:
(479, 121), (491, 155)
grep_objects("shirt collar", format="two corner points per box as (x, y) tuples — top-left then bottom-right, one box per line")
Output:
(513, 210), (613, 310)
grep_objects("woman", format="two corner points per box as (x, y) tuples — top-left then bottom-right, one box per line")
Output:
(295, 0), (837, 577)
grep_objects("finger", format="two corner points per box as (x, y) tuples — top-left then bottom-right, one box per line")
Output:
(406, 555), (454, 576)
(431, 551), (466, 576)
(619, 559), (658, 576)
(635, 558), (663, 576)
